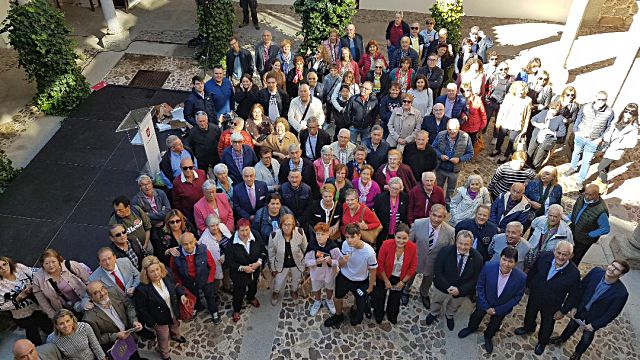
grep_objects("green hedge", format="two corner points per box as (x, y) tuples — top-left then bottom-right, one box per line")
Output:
(197, 0), (235, 69)
(293, 0), (356, 55)
(430, 0), (465, 51)
(0, 149), (20, 194)
(2, 0), (90, 115)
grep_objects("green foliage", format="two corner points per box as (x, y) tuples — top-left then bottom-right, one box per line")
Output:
(197, 0), (235, 69)
(293, 0), (357, 54)
(0, 149), (21, 194)
(429, 0), (465, 51)
(1, 0), (90, 115)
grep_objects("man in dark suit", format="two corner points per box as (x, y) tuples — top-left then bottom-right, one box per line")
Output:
(224, 218), (267, 322)
(550, 260), (630, 360)
(417, 55), (444, 101)
(183, 75), (216, 126)
(307, 70), (324, 101)
(434, 83), (468, 120)
(458, 247), (526, 354)
(221, 133), (258, 184)
(515, 241), (580, 355)
(84, 281), (145, 357)
(278, 143), (318, 196)
(232, 167), (268, 221)
(257, 72), (290, 120)
(255, 30), (280, 75)
(299, 117), (331, 161)
(339, 24), (364, 62)
(426, 230), (483, 331)
(226, 36), (254, 82)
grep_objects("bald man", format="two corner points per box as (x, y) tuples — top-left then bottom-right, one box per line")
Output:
(171, 157), (206, 223)
(288, 83), (325, 133)
(569, 184), (610, 265)
(489, 182), (532, 232)
(12, 339), (61, 360)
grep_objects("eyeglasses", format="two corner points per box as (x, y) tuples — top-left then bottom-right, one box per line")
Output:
(624, 109), (635, 114)
(538, 77), (548, 81)
(182, 166), (194, 170)
(169, 219), (182, 225)
(498, 68), (508, 71)
(596, 98), (607, 102)
(111, 231), (125, 238)
(402, 100), (412, 103)
(428, 58), (437, 61)
(566, 93), (576, 98)
(375, 66), (383, 69)
(411, 27), (419, 30)
(232, 140), (243, 143)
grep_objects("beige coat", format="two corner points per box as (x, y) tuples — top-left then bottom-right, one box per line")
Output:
(495, 94), (532, 132)
(32, 260), (92, 318)
(387, 106), (423, 151)
(268, 228), (308, 272)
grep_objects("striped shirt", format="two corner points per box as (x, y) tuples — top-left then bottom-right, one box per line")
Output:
(488, 163), (536, 198)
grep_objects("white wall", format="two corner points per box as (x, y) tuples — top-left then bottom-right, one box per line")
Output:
(256, 0), (574, 23)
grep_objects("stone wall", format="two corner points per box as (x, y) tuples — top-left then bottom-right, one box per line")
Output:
(583, 0), (638, 31)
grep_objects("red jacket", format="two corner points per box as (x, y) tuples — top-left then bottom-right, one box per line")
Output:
(340, 203), (381, 235)
(217, 130), (253, 156)
(172, 169), (206, 220)
(377, 239), (417, 280)
(407, 184), (446, 225)
(358, 52), (388, 80)
(460, 95), (487, 134)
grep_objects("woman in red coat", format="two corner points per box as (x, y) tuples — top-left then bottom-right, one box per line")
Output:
(358, 40), (388, 80)
(372, 223), (417, 324)
(340, 189), (382, 241)
(459, 82), (487, 145)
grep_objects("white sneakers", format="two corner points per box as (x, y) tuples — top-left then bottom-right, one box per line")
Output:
(309, 298), (336, 316)
(310, 300), (322, 316)
(324, 299), (336, 315)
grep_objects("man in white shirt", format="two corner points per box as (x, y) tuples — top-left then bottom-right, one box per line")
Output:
(324, 223), (377, 327)
(288, 84), (325, 133)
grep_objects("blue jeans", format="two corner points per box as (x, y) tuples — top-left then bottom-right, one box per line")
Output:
(350, 126), (370, 144)
(570, 136), (599, 183)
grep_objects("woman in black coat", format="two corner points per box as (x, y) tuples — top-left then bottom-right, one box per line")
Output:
(373, 177), (409, 250)
(233, 73), (260, 120)
(134, 256), (186, 360)
(304, 183), (343, 240)
(285, 56), (309, 98)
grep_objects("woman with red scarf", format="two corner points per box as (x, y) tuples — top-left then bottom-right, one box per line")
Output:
(286, 56), (308, 98)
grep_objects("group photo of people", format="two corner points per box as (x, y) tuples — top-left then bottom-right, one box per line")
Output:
(6, 9), (638, 360)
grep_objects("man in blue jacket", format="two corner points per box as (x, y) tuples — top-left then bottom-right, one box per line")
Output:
(458, 247), (526, 354)
(515, 241), (580, 355)
(205, 65), (233, 122)
(489, 182), (531, 232)
(550, 260), (630, 360)
(435, 83), (467, 120)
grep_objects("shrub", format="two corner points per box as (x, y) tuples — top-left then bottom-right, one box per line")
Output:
(0, 149), (20, 194)
(196, 0), (235, 69)
(429, 0), (465, 51)
(1, 0), (90, 115)
(293, 0), (357, 55)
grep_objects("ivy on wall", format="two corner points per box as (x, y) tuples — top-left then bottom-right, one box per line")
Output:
(0, 149), (20, 194)
(196, 0), (235, 69)
(2, 0), (90, 115)
(429, 0), (465, 51)
(293, 0), (357, 55)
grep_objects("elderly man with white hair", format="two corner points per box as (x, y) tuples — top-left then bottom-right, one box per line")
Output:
(330, 128), (357, 164)
(435, 83), (468, 119)
(515, 240), (580, 356)
(527, 204), (574, 254)
(232, 166), (269, 221)
(159, 135), (197, 189)
(132, 174), (172, 234)
(487, 221), (532, 270)
(288, 83), (325, 133)
(432, 118), (474, 206)
(221, 132), (258, 184)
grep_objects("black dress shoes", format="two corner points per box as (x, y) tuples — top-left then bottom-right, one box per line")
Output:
(421, 295), (430, 309)
(549, 336), (565, 345)
(425, 313), (437, 325)
(446, 317), (455, 331)
(514, 326), (534, 336)
(458, 327), (474, 338)
(534, 343), (545, 355)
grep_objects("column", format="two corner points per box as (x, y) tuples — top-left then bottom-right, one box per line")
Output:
(100, 0), (123, 34)
(557, 0), (590, 68)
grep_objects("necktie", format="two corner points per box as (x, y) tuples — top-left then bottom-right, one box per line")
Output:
(111, 271), (125, 292)
(263, 46), (269, 68)
(457, 254), (465, 276)
(428, 226), (436, 249)
(249, 187), (256, 209)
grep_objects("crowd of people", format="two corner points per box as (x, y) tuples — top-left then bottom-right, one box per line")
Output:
(6, 11), (640, 360)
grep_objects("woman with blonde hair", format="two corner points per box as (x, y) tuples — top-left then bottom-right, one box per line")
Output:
(306, 44), (331, 81)
(457, 57), (486, 97)
(46, 309), (105, 360)
(268, 214), (308, 305)
(449, 174), (491, 225)
(134, 256), (187, 360)
(490, 81), (532, 163)
(516, 57), (541, 84)
(524, 165), (563, 217)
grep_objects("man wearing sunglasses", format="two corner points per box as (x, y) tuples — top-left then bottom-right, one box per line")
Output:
(109, 196), (152, 257)
(171, 158), (206, 224)
(565, 91), (614, 189)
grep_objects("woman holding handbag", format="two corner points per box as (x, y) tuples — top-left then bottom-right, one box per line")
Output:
(134, 256), (188, 360)
(341, 189), (382, 245)
(304, 184), (343, 242)
(373, 177), (409, 250)
(268, 214), (308, 305)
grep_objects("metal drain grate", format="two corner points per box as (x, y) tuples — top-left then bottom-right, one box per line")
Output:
(128, 70), (171, 88)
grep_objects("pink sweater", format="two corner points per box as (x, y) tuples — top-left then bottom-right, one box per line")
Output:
(304, 247), (342, 284)
(193, 194), (234, 234)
